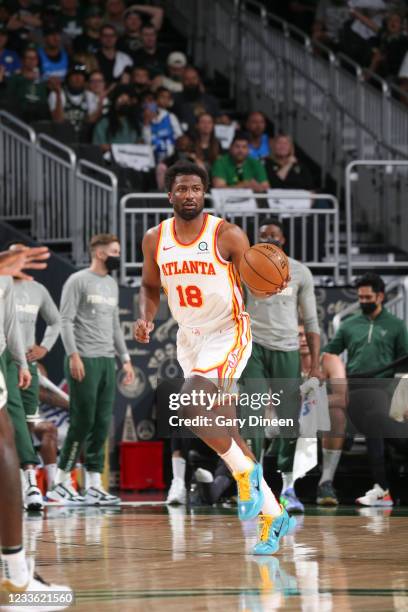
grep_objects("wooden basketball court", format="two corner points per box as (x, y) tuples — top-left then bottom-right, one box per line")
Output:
(22, 503), (408, 611)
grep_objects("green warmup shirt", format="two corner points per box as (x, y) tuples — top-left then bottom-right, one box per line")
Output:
(246, 258), (320, 351)
(60, 269), (129, 362)
(211, 153), (268, 186)
(323, 307), (408, 378)
(0, 276), (28, 368)
(14, 280), (60, 352)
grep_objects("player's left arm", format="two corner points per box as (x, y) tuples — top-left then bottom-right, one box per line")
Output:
(27, 286), (61, 362)
(322, 353), (348, 411)
(299, 266), (322, 380)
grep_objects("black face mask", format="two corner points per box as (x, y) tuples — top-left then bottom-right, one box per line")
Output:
(105, 256), (120, 272)
(360, 302), (377, 315)
(259, 237), (282, 249)
(183, 85), (201, 100)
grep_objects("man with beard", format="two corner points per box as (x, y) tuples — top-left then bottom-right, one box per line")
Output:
(47, 234), (135, 505)
(134, 162), (296, 555)
(324, 273), (408, 507)
(239, 218), (321, 513)
(172, 66), (220, 131)
(212, 132), (269, 192)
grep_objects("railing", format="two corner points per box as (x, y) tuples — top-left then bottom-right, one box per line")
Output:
(333, 278), (408, 333)
(74, 160), (118, 265)
(0, 111), (36, 221)
(120, 192), (340, 284)
(345, 160), (408, 282)
(34, 134), (76, 246)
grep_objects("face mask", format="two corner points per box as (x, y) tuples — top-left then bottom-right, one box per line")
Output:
(259, 237), (282, 248)
(360, 302), (377, 315)
(105, 255), (120, 272)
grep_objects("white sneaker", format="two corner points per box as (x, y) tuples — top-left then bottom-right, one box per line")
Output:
(356, 483), (394, 507)
(23, 470), (44, 511)
(1, 558), (73, 611)
(84, 486), (120, 506)
(46, 482), (85, 506)
(166, 478), (187, 505)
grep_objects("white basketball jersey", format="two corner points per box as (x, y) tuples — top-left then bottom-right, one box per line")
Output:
(156, 213), (247, 334)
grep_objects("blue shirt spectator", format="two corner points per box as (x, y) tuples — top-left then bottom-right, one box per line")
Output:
(0, 26), (21, 77)
(246, 112), (270, 160)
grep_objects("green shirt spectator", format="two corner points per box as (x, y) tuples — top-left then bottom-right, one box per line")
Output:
(5, 48), (49, 122)
(212, 132), (269, 192)
(92, 116), (138, 145)
(92, 85), (140, 148)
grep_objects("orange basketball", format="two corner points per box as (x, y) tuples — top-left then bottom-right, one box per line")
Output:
(239, 243), (290, 294)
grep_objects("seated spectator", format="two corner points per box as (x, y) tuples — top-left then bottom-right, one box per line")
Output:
(172, 66), (220, 131)
(212, 131), (269, 191)
(96, 24), (133, 85)
(245, 111), (270, 160)
(59, 0), (82, 39)
(142, 88), (182, 161)
(156, 134), (203, 190)
(191, 112), (221, 172)
(265, 134), (314, 190)
(369, 11), (408, 78)
(6, 0), (42, 55)
(152, 51), (187, 93)
(38, 26), (69, 81)
(87, 70), (110, 121)
(156, 86), (174, 111)
(72, 6), (102, 55)
(70, 49), (99, 75)
(5, 46), (49, 121)
(92, 85), (141, 151)
(48, 65), (94, 138)
(118, 4), (164, 56)
(104, 0), (127, 36)
(312, 0), (351, 50)
(0, 24), (21, 77)
(129, 65), (151, 96)
(132, 24), (168, 78)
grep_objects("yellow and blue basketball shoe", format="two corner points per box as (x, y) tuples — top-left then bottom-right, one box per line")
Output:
(234, 463), (264, 521)
(252, 507), (297, 555)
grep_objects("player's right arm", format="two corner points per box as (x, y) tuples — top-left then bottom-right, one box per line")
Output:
(134, 227), (161, 344)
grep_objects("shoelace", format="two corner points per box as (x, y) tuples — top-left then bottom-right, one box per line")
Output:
(235, 471), (251, 502)
(259, 515), (274, 542)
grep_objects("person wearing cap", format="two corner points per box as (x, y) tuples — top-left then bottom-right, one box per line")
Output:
(38, 26), (69, 81)
(152, 51), (187, 93)
(48, 64), (95, 137)
(72, 6), (103, 55)
(0, 24), (21, 78)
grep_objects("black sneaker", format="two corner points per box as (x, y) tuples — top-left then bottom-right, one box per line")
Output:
(316, 481), (338, 506)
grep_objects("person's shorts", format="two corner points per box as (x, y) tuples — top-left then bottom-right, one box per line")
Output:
(177, 314), (252, 390)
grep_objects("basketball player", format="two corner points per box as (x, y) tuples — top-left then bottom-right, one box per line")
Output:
(48, 233), (135, 505)
(134, 161), (295, 554)
(298, 324), (348, 505)
(5, 242), (61, 511)
(0, 246), (72, 608)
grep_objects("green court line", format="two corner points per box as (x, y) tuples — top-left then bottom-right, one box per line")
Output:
(73, 587), (408, 601)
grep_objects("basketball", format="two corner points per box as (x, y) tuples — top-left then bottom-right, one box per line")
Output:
(239, 243), (290, 294)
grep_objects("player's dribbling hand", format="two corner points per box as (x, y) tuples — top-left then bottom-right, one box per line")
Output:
(19, 367), (32, 390)
(133, 319), (154, 343)
(122, 361), (135, 385)
(69, 353), (85, 382)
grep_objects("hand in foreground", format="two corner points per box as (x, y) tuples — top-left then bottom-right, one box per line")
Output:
(0, 247), (49, 279)
(133, 319), (154, 343)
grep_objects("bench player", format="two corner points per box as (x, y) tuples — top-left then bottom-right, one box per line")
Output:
(133, 161), (295, 554)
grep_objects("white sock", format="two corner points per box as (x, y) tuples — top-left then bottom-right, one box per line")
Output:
(172, 456), (186, 481)
(319, 449), (342, 485)
(45, 464), (57, 489)
(86, 471), (102, 489)
(220, 439), (253, 473)
(281, 472), (294, 492)
(261, 478), (281, 516)
(54, 468), (71, 486)
(24, 468), (38, 488)
(1, 548), (29, 588)
(195, 468), (214, 483)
